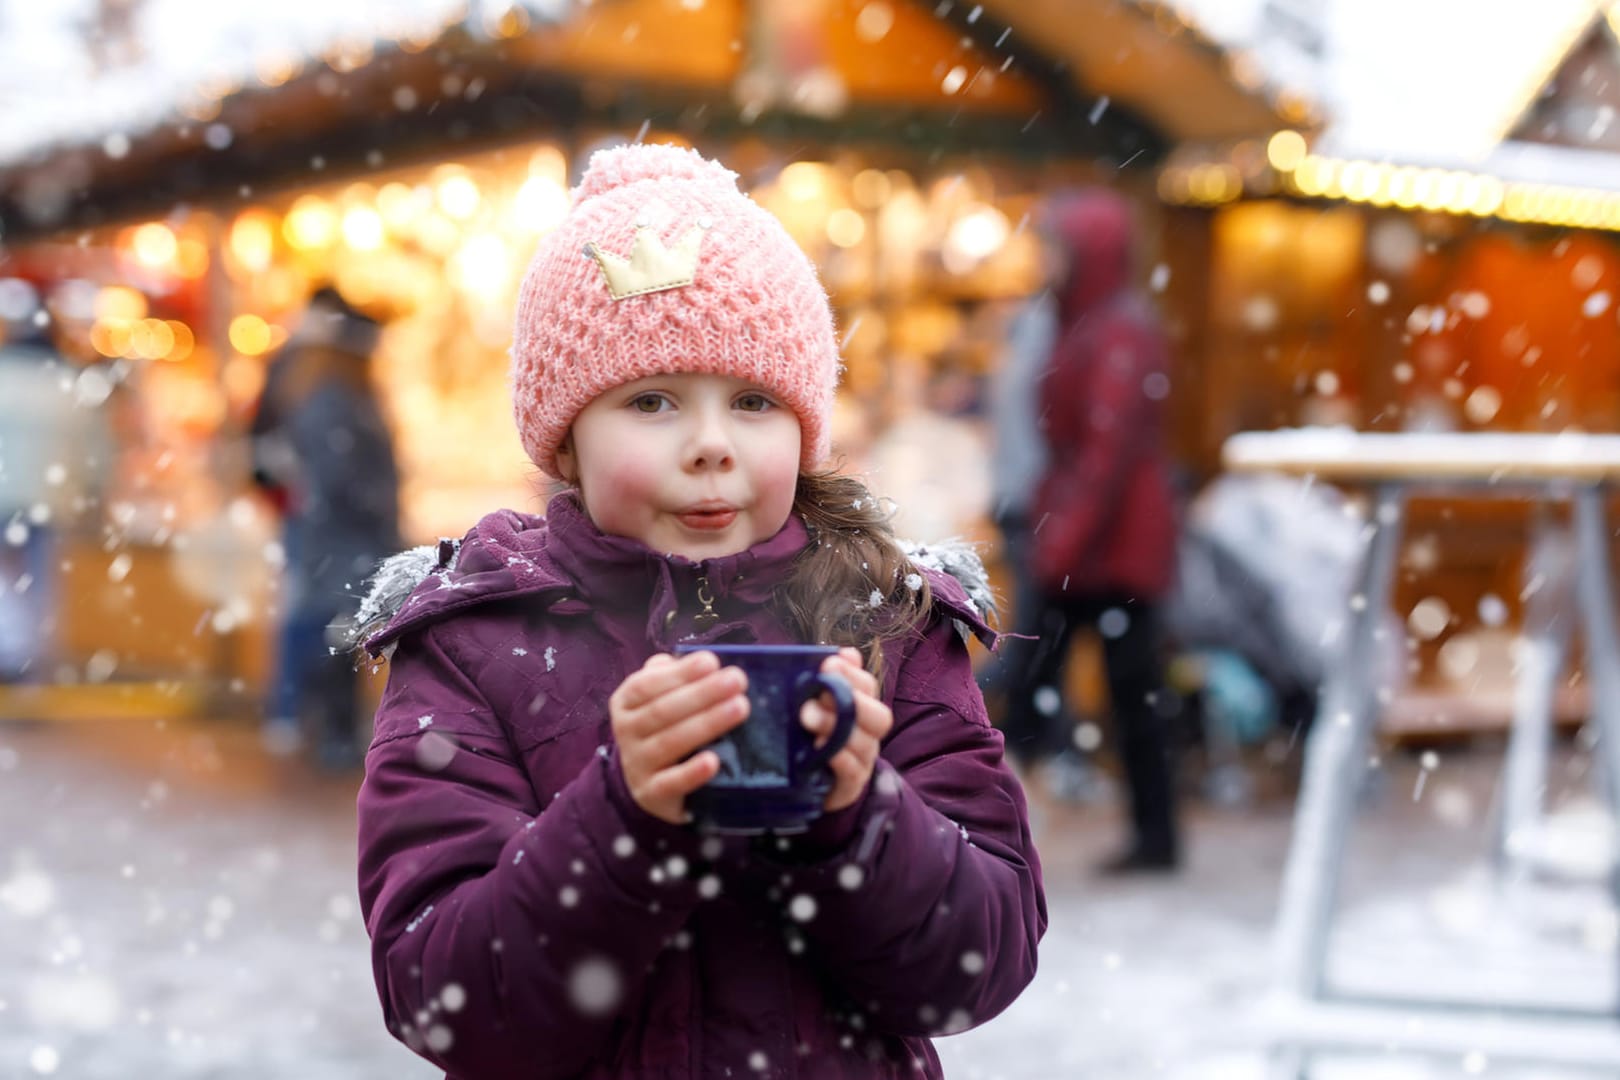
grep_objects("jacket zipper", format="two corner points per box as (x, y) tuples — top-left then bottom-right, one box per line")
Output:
(662, 573), (720, 633)
(693, 575), (718, 628)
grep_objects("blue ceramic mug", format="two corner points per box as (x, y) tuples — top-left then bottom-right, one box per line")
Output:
(673, 644), (857, 834)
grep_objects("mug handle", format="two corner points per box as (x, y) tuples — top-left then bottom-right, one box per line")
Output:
(794, 671), (857, 773)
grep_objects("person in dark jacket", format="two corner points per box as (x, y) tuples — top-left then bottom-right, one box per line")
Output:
(350, 144), (1045, 1079)
(979, 287), (1057, 699)
(1001, 188), (1183, 873)
(253, 287), (400, 769)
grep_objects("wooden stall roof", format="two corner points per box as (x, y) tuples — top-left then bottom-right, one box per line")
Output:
(0, 0), (1302, 240)
(978, 0), (1313, 144)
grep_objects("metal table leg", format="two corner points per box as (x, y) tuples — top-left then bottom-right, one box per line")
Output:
(1572, 487), (1620, 905)
(1272, 484), (1407, 1002)
(1497, 518), (1574, 876)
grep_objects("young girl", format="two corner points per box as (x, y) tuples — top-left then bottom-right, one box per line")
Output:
(352, 144), (1045, 1079)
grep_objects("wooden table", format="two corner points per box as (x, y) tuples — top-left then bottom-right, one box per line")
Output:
(1222, 430), (1620, 1078)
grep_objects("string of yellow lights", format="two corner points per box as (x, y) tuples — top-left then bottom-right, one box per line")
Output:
(1159, 130), (1620, 232)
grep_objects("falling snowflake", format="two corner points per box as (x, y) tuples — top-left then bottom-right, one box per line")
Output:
(415, 732), (458, 772)
(1408, 597), (1451, 641)
(545, 646), (556, 671)
(405, 904), (435, 933)
(1, 866), (56, 918)
(29, 1046), (60, 1075)
(1098, 608), (1130, 639)
(568, 957), (623, 1017)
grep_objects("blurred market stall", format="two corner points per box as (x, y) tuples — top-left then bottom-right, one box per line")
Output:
(0, 0), (1306, 706)
(1155, 1), (1620, 728)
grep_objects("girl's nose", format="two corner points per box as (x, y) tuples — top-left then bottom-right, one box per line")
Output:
(684, 407), (735, 472)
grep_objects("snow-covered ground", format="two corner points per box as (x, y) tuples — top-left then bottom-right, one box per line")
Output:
(1, 715), (1616, 1078)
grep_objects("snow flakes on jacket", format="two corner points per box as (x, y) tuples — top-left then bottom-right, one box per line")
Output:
(353, 492), (1044, 1080)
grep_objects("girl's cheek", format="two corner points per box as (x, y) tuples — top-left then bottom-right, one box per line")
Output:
(579, 457), (656, 531)
(604, 460), (660, 499)
(763, 463), (798, 504)
(757, 448), (800, 499)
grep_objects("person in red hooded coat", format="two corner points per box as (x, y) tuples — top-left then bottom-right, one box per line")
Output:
(1002, 188), (1182, 873)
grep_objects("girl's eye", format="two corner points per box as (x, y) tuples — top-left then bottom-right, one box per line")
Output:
(735, 393), (773, 413)
(630, 393), (670, 414)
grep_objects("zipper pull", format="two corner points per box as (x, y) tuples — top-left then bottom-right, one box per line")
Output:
(693, 576), (718, 628)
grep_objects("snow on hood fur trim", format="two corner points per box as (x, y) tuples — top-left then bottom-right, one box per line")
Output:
(900, 538), (995, 620)
(342, 533), (994, 654)
(341, 539), (462, 654)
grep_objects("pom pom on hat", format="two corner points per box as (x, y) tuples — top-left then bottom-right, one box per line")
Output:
(510, 143), (841, 479)
(572, 142), (736, 200)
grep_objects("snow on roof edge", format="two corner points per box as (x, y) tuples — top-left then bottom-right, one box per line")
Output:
(0, 0), (570, 172)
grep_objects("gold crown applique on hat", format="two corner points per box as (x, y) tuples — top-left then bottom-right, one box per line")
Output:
(583, 216), (712, 300)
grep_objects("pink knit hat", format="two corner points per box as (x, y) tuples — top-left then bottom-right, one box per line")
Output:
(510, 144), (841, 479)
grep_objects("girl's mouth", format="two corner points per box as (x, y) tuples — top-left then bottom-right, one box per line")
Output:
(676, 508), (738, 531)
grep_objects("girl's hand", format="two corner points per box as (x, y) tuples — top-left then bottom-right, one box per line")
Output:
(610, 651), (750, 825)
(802, 647), (892, 814)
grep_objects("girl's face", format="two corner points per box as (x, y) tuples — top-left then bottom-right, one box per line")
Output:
(556, 372), (801, 561)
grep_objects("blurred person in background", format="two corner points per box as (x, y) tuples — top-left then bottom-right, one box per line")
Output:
(989, 275), (1057, 638)
(980, 237), (1059, 717)
(252, 286), (400, 769)
(1001, 189), (1183, 873)
(0, 279), (109, 682)
(981, 232), (1114, 804)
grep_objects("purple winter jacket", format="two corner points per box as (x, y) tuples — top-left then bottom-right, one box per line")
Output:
(355, 492), (1046, 1079)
